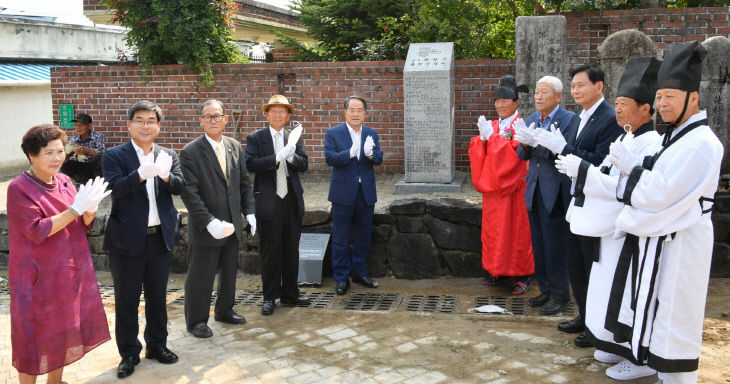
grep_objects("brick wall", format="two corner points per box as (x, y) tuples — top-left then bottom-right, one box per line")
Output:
(83, 0), (106, 12)
(564, 6), (730, 66)
(50, 60), (514, 173)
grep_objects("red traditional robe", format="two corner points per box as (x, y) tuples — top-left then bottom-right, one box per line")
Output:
(468, 117), (534, 277)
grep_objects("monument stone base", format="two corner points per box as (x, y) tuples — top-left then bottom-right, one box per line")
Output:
(394, 175), (464, 195)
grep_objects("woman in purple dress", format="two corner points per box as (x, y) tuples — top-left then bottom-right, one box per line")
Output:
(7, 125), (111, 384)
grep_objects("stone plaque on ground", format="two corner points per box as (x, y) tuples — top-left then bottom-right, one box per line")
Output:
(400, 42), (457, 185)
(297, 233), (330, 285)
(515, 16), (566, 116)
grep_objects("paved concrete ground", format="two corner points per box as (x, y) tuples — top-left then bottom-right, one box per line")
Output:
(0, 273), (728, 384)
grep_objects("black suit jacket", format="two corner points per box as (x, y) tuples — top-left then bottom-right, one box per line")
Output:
(560, 99), (623, 166)
(180, 135), (255, 246)
(245, 127), (308, 220)
(102, 141), (185, 254)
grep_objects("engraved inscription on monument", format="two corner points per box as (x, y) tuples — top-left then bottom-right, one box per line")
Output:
(403, 42), (455, 183)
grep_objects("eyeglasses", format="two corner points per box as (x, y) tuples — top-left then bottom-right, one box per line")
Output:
(132, 120), (159, 127)
(201, 114), (225, 122)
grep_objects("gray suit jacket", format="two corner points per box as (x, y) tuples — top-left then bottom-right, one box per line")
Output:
(180, 135), (255, 247)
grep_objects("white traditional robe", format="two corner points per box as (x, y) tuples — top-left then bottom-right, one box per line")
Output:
(609, 111), (722, 376)
(565, 123), (661, 354)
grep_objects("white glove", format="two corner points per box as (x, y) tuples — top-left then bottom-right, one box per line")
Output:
(221, 221), (235, 238)
(284, 144), (296, 161)
(363, 136), (375, 157)
(477, 115), (493, 141)
(138, 163), (158, 180)
(535, 125), (567, 155)
(555, 154), (583, 178)
(607, 141), (641, 175)
(84, 176), (112, 213)
(275, 145), (294, 163)
(69, 179), (94, 216)
(513, 121), (538, 146)
(350, 138), (360, 158)
(155, 151), (173, 179)
(246, 214), (257, 236)
(206, 218), (231, 240)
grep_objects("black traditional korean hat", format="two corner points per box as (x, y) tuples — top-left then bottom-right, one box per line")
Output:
(657, 41), (707, 93)
(616, 57), (661, 106)
(493, 75), (529, 100)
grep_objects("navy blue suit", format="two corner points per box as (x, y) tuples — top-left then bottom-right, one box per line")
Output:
(102, 141), (184, 359)
(324, 123), (383, 282)
(561, 100), (622, 321)
(245, 127), (308, 301)
(517, 106), (577, 304)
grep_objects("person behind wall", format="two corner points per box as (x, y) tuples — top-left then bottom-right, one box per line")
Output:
(7, 124), (111, 384)
(468, 75), (534, 295)
(61, 113), (106, 184)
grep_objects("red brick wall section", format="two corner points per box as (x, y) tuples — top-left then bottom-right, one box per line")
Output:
(50, 61), (514, 173)
(83, 0), (106, 11)
(564, 6), (730, 66)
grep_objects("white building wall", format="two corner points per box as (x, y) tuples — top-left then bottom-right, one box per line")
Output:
(0, 85), (53, 170)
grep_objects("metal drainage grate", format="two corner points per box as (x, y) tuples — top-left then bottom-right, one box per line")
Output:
(234, 290), (264, 306)
(303, 291), (334, 308)
(475, 296), (575, 316)
(405, 294), (456, 313)
(344, 292), (401, 311)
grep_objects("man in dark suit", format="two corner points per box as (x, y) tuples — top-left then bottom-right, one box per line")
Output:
(514, 76), (577, 317)
(180, 100), (256, 338)
(102, 101), (184, 378)
(245, 95), (309, 316)
(534, 64), (623, 347)
(324, 96), (384, 295)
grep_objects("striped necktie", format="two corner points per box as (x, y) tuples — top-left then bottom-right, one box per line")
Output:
(216, 142), (227, 180)
(274, 132), (287, 198)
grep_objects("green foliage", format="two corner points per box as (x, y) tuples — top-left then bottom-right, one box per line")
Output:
(102, 0), (246, 86)
(667, 0), (730, 7)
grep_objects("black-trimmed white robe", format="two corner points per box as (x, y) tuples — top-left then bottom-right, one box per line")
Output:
(565, 123), (661, 355)
(609, 111), (722, 375)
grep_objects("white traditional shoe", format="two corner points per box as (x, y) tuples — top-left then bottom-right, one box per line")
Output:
(606, 360), (657, 380)
(594, 350), (623, 364)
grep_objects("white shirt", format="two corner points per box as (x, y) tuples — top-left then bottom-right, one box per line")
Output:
(346, 122), (363, 160)
(269, 126), (290, 175)
(131, 140), (161, 227)
(498, 110), (519, 133)
(204, 133), (223, 152)
(576, 97), (604, 139)
(670, 109), (707, 141)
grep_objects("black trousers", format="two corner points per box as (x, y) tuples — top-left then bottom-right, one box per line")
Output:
(567, 231), (600, 321)
(109, 231), (171, 359)
(258, 187), (301, 301)
(184, 235), (240, 327)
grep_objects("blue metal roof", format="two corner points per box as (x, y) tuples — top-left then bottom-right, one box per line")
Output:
(0, 63), (77, 81)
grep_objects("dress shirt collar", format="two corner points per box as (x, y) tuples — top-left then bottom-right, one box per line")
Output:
(130, 139), (153, 157)
(269, 126), (285, 141)
(204, 133), (223, 152)
(579, 97), (604, 122)
(540, 105), (560, 128)
(346, 121), (363, 136)
(499, 110), (519, 130)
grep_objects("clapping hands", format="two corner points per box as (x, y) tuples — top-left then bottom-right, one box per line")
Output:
(70, 176), (111, 215)
(535, 125), (567, 155)
(477, 116), (493, 141)
(555, 154), (583, 177)
(512, 119), (538, 146)
(363, 136), (375, 157)
(606, 141), (641, 175)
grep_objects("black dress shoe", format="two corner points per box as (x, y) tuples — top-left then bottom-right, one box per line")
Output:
(574, 330), (594, 348)
(145, 346), (178, 364)
(558, 316), (585, 333)
(261, 300), (275, 315)
(528, 293), (550, 307)
(117, 356), (140, 379)
(335, 280), (350, 295)
(281, 297), (311, 307)
(540, 299), (570, 315)
(352, 275), (379, 288)
(214, 311), (246, 325)
(188, 322), (213, 338)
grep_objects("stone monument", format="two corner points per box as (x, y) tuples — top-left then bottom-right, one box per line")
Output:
(597, 30), (657, 105)
(395, 42), (462, 194)
(515, 16), (567, 116)
(700, 36), (730, 173)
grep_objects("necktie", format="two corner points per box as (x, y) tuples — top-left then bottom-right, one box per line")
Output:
(274, 132), (287, 198)
(216, 142), (227, 180)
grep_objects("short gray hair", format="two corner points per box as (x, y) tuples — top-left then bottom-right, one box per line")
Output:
(536, 76), (563, 94)
(199, 99), (225, 115)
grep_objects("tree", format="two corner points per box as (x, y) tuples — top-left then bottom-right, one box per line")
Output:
(103, 0), (245, 86)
